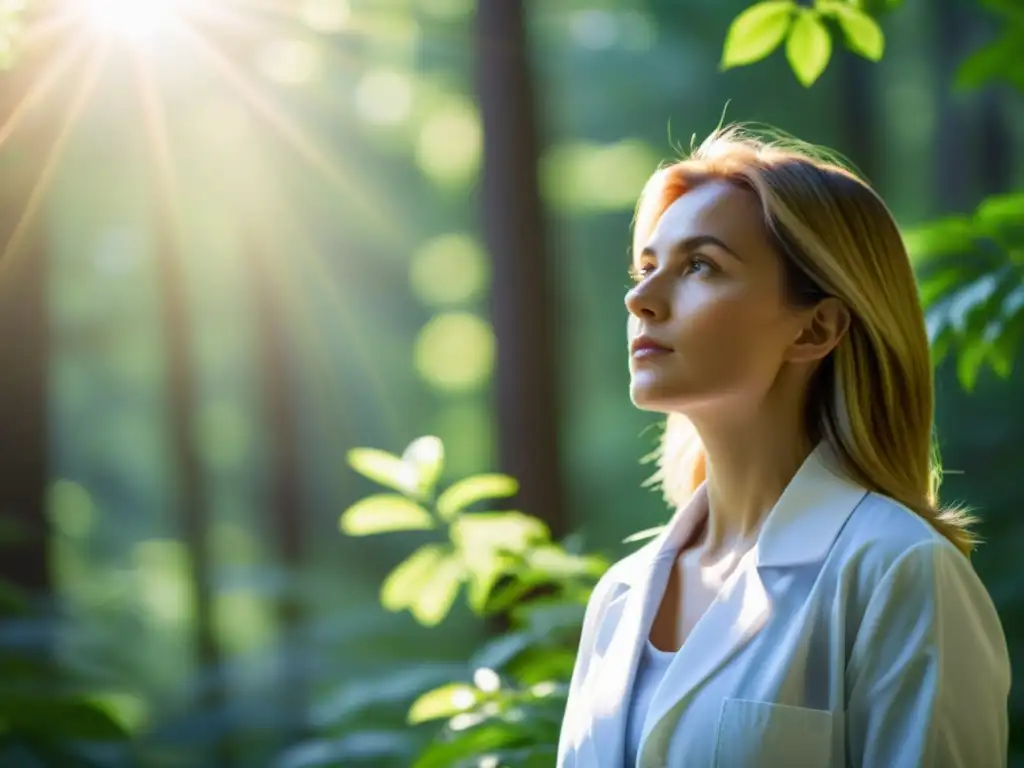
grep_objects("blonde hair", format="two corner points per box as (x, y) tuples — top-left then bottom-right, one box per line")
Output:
(634, 125), (976, 555)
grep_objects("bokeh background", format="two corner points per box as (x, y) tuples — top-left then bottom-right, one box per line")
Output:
(0, 0), (1022, 765)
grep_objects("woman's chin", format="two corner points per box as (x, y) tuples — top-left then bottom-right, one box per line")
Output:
(629, 379), (682, 412)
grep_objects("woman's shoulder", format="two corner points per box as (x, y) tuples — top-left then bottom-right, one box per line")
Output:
(830, 491), (991, 608)
(834, 491), (961, 564)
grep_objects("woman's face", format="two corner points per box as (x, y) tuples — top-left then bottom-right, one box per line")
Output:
(625, 179), (808, 420)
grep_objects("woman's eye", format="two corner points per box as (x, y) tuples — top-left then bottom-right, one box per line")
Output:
(686, 257), (712, 274)
(628, 263), (655, 282)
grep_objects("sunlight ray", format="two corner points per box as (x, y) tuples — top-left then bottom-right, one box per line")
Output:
(177, 23), (396, 243)
(233, 139), (405, 444)
(132, 41), (402, 445)
(12, 8), (81, 53)
(0, 34), (90, 151)
(131, 50), (182, 231)
(1, 41), (108, 274)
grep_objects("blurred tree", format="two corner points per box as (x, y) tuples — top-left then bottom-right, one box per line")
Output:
(475, 0), (566, 539)
(248, 224), (309, 740)
(0, 22), (52, 598)
(132, 53), (223, 752)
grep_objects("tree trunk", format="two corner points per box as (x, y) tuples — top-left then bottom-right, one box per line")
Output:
(933, 0), (972, 212)
(474, 0), (566, 539)
(247, 228), (307, 741)
(0, 46), (52, 600)
(133, 62), (223, 757)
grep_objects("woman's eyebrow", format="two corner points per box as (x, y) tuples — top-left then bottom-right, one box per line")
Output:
(640, 234), (743, 263)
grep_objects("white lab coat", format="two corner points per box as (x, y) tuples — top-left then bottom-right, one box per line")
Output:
(557, 443), (1011, 767)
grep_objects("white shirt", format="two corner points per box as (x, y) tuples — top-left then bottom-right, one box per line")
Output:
(625, 639), (676, 766)
(556, 443), (1011, 767)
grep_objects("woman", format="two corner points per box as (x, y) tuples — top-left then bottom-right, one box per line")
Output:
(556, 126), (1011, 767)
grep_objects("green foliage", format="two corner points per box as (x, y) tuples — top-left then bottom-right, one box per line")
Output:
(341, 495), (436, 535)
(342, 438), (606, 630)
(340, 437), (607, 766)
(954, 0), (1024, 91)
(825, 2), (884, 61)
(720, 0), (1024, 384)
(905, 192), (1024, 391)
(437, 474), (518, 521)
(0, 582), (131, 765)
(721, 1), (796, 69)
(723, 0), (887, 86)
(786, 9), (833, 86)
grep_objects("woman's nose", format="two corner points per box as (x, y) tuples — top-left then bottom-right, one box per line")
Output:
(625, 281), (669, 322)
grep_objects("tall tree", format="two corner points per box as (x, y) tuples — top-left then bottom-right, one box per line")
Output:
(474, 0), (566, 538)
(132, 56), (223, 758)
(247, 224), (308, 740)
(0, 27), (60, 599)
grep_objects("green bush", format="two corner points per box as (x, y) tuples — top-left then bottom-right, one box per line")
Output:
(337, 436), (609, 768)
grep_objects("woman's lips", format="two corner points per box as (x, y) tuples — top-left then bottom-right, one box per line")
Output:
(630, 336), (673, 359)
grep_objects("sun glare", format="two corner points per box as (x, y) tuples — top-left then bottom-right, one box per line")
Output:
(81, 0), (174, 38)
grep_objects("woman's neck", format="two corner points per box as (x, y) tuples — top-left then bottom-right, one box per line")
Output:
(693, 415), (814, 558)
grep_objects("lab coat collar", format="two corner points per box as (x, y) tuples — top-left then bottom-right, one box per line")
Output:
(585, 442), (869, 766)
(615, 441), (868, 587)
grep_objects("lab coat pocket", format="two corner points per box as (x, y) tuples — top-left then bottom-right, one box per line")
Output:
(714, 698), (833, 768)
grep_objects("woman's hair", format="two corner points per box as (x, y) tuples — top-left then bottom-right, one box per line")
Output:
(633, 124), (975, 555)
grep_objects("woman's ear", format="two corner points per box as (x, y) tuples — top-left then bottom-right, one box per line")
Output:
(786, 297), (850, 363)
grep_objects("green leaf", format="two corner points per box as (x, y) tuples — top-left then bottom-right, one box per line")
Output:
(471, 631), (536, 672)
(0, 694), (129, 740)
(1002, 284), (1024, 317)
(918, 268), (963, 311)
(412, 722), (522, 768)
(451, 513), (550, 555)
(436, 474), (519, 520)
(720, 0), (795, 69)
(347, 448), (419, 496)
(787, 10), (832, 86)
(524, 546), (605, 579)
(411, 553), (464, 626)
(408, 683), (479, 724)
(954, 33), (1021, 91)
(947, 274), (1001, 334)
(926, 295), (955, 346)
(989, 313), (1023, 377)
(956, 339), (989, 392)
(903, 216), (975, 265)
(974, 192), (1024, 236)
(381, 544), (446, 612)
(339, 494), (434, 535)
(402, 436), (445, 498)
(827, 4), (884, 60)
(465, 557), (508, 613)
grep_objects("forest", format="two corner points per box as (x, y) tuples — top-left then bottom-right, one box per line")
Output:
(0, 0), (1022, 765)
